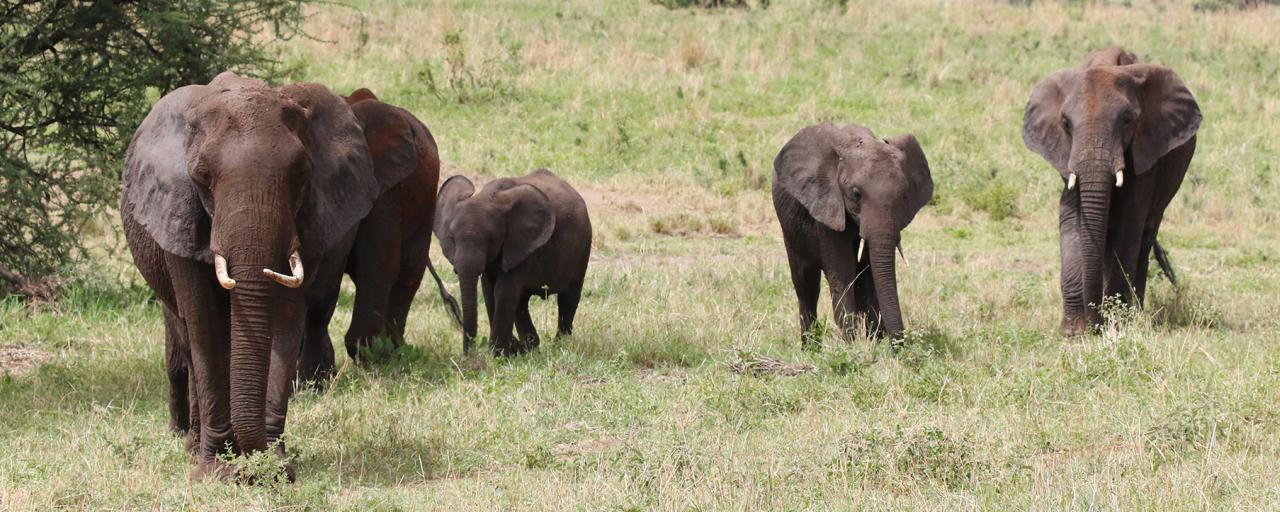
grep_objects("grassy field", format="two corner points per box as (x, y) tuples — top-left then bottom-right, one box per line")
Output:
(3, 0), (1280, 509)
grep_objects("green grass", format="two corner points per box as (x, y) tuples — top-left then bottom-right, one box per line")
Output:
(3, 0), (1280, 509)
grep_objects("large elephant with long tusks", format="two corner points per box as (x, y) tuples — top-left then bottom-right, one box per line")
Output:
(121, 72), (397, 480)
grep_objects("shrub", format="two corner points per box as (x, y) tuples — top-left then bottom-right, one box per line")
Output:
(0, 0), (311, 297)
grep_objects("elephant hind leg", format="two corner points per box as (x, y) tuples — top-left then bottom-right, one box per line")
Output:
(556, 283), (583, 338)
(385, 235), (431, 346)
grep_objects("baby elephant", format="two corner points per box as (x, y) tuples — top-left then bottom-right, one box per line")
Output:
(773, 122), (933, 345)
(434, 169), (592, 355)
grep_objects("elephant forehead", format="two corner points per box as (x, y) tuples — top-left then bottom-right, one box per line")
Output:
(1075, 68), (1137, 110)
(191, 89), (298, 132)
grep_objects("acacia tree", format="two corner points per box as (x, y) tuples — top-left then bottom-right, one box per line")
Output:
(0, 0), (309, 297)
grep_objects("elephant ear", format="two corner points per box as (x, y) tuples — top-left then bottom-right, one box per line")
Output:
(1126, 64), (1201, 175)
(349, 99), (423, 193)
(774, 123), (848, 231)
(281, 83), (380, 253)
(1023, 69), (1080, 176)
(495, 183), (555, 272)
(885, 134), (934, 231)
(345, 87), (378, 104)
(433, 175), (475, 264)
(121, 84), (218, 262)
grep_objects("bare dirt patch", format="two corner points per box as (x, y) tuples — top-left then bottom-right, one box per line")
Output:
(0, 345), (53, 377)
(728, 353), (816, 378)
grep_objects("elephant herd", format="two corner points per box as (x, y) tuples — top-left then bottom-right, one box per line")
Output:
(119, 46), (1200, 480)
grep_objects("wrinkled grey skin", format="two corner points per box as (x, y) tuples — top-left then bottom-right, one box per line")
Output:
(772, 122), (933, 345)
(434, 169), (592, 356)
(1023, 47), (1201, 336)
(121, 72), (399, 480)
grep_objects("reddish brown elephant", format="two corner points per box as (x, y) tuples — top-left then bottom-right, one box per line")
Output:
(296, 88), (460, 379)
(1022, 47), (1201, 335)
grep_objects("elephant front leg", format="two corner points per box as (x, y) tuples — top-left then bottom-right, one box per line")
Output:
(489, 280), (521, 356)
(1103, 170), (1156, 306)
(514, 293), (541, 352)
(166, 255), (237, 480)
(785, 258), (821, 348)
(162, 305), (191, 434)
(299, 278), (339, 384)
(853, 260), (882, 338)
(264, 295), (305, 482)
(824, 268), (860, 342)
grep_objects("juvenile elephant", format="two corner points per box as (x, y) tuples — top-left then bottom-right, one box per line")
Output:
(294, 87), (459, 377)
(772, 123), (933, 345)
(433, 169), (592, 356)
(1022, 47), (1201, 335)
(122, 73), (403, 479)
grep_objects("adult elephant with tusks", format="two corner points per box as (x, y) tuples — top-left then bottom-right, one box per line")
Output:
(1022, 47), (1201, 336)
(772, 122), (933, 346)
(121, 72), (396, 481)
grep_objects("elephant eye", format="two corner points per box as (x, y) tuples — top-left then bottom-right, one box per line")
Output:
(1060, 114), (1072, 135)
(1120, 111), (1137, 125)
(846, 187), (862, 212)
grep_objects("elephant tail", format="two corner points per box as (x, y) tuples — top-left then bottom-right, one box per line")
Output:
(1153, 240), (1178, 287)
(426, 254), (464, 329)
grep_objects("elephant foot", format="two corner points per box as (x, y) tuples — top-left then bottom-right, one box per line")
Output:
(190, 459), (237, 482)
(491, 339), (523, 358)
(184, 432), (201, 457)
(297, 363), (335, 387)
(800, 333), (821, 351)
(1059, 314), (1101, 337)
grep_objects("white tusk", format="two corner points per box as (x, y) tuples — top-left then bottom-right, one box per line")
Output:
(1115, 170), (1124, 188)
(857, 239), (865, 262)
(1067, 173), (1077, 190)
(263, 251), (304, 288)
(214, 254), (236, 290)
(897, 244), (909, 267)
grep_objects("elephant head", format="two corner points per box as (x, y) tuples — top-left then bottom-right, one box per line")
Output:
(774, 123), (934, 338)
(432, 175), (555, 351)
(1022, 57), (1200, 331)
(121, 72), (401, 453)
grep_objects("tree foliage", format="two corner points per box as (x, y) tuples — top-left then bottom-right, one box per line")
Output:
(0, 0), (309, 296)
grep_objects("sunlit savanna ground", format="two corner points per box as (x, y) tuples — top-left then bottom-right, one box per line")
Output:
(2, 0), (1280, 509)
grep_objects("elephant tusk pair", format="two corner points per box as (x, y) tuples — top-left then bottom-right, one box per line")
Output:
(263, 251), (305, 288)
(214, 251), (305, 289)
(1066, 171), (1123, 189)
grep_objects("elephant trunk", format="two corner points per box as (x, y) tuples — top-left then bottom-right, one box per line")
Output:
(228, 276), (274, 453)
(867, 232), (905, 340)
(459, 271), (479, 353)
(1076, 168), (1114, 328)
